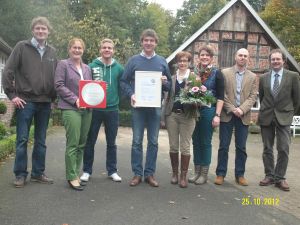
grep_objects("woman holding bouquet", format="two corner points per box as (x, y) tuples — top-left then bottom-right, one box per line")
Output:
(189, 45), (224, 185)
(163, 51), (198, 188)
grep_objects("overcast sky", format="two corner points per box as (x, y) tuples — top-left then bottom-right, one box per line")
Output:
(148, 0), (185, 14)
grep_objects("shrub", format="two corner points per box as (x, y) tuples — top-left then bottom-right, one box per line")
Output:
(119, 110), (131, 127)
(0, 101), (7, 114)
(0, 122), (7, 139)
(51, 109), (63, 126)
(10, 109), (17, 126)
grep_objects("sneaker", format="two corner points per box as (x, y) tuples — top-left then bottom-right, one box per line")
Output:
(31, 174), (54, 184)
(80, 172), (90, 182)
(109, 173), (122, 182)
(14, 177), (26, 188)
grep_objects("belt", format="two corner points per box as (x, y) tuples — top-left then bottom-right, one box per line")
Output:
(172, 109), (184, 114)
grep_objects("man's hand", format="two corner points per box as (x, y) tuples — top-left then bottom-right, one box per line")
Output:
(12, 97), (26, 109)
(131, 94), (136, 107)
(161, 75), (168, 84)
(232, 107), (244, 118)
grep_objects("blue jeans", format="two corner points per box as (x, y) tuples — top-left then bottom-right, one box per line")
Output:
(83, 110), (119, 176)
(131, 107), (161, 177)
(192, 106), (215, 166)
(216, 115), (248, 178)
(14, 102), (51, 178)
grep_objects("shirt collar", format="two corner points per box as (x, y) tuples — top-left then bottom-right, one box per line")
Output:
(234, 66), (246, 76)
(31, 37), (47, 49)
(140, 50), (156, 59)
(271, 68), (283, 77)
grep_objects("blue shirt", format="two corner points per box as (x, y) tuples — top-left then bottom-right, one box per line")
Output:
(235, 71), (245, 106)
(271, 68), (283, 90)
(31, 37), (46, 58)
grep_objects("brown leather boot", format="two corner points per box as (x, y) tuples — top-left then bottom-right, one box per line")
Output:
(169, 152), (179, 184)
(179, 154), (190, 188)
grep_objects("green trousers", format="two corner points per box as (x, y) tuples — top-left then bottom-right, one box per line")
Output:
(62, 109), (92, 181)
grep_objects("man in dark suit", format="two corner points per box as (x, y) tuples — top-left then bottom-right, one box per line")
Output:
(258, 49), (300, 191)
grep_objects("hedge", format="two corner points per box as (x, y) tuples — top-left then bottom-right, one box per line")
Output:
(51, 109), (132, 127)
(0, 126), (35, 161)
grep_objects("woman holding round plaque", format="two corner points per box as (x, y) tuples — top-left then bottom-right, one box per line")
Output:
(55, 38), (92, 191)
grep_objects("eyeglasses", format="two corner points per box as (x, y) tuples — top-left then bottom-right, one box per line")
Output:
(178, 60), (189, 63)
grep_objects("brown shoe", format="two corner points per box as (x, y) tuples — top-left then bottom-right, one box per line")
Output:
(236, 177), (248, 186)
(214, 176), (224, 185)
(30, 174), (54, 184)
(14, 177), (26, 188)
(259, 177), (274, 186)
(129, 176), (142, 187)
(275, 180), (290, 191)
(145, 176), (159, 187)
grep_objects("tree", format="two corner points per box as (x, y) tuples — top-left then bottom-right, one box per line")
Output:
(139, 3), (174, 57)
(170, 0), (228, 51)
(247, 0), (268, 12)
(0, 0), (33, 46)
(260, 0), (300, 62)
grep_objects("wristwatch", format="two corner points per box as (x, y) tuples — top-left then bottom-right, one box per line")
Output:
(215, 113), (220, 117)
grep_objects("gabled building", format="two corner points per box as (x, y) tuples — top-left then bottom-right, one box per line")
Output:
(167, 0), (300, 76)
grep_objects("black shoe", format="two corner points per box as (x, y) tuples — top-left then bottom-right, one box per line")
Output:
(80, 181), (87, 186)
(68, 180), (84, 191)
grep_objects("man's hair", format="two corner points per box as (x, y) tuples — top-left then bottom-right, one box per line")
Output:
(175, 51), (192, 62)
(99, 38), (115, 48)
(198, 45), (214, 57)
(140, 29), (159, 43)
(68, 38), (85, 51)
(31, 17), (52, 31)
(269, 48), (286, 62)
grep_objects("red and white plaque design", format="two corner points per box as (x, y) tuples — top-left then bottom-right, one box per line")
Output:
(79, 80), (106, 108)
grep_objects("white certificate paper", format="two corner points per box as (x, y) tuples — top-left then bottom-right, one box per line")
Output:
(135, 71), (162, 107)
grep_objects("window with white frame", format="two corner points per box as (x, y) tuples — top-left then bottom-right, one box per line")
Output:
(0, 53), (7, 98)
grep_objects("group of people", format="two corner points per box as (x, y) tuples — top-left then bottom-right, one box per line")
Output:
(2, 16), (300, 192)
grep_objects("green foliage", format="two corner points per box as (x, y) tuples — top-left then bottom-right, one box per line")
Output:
(260, 0), (300, 62)
(0, 102), (7, 114)
(0, 126), (35, 160)
(119, 110), (132, 127)
(170, 0), (227, 51)
(10, 110), (17, 127)
(247, 0), (268, 12)
(139, 3), (173, 57)
(0, 134), (15, 160)
(0, 123), (7, 139)
(51, 109), (63, 126)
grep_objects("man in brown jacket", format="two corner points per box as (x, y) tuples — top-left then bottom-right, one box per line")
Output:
(2, 17), (57, 187)
(214, 48), (257, 186)
(258, 49), (300, 191)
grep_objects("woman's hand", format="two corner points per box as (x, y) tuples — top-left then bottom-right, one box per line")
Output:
(212, 115), (220, 128)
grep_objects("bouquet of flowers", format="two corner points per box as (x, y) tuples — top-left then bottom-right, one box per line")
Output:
(175, 74), (216, 118)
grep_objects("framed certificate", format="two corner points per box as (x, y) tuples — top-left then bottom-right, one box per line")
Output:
(134, 71), (162, 107)
(79, 80), (106, 108)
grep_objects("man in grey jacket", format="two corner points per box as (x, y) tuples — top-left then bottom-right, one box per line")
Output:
(258, 49), (300, 191)
(2, 17), (57, 187)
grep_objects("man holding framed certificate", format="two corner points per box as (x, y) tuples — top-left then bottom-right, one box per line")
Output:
(121, 29), (171, 187)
